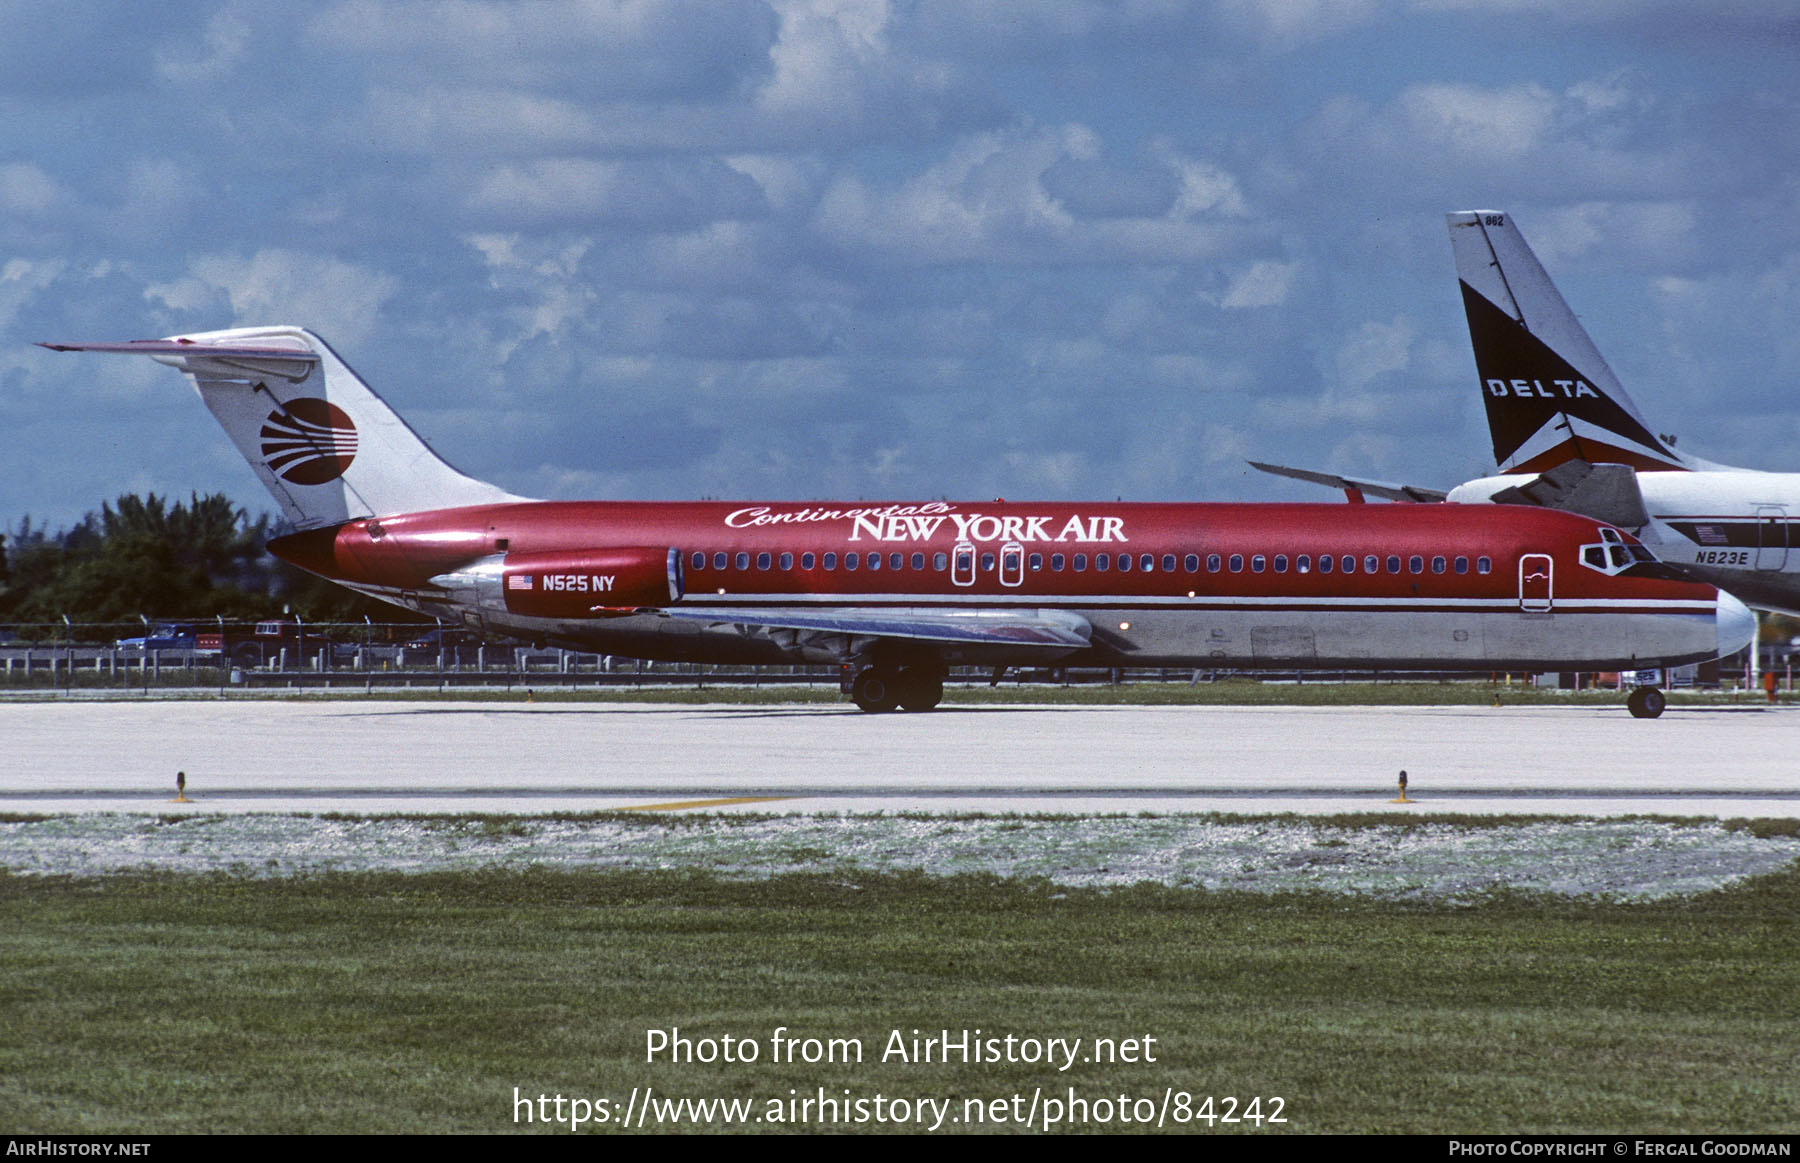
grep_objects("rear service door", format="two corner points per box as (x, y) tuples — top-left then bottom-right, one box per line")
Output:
(1756, 505), (1789, 572)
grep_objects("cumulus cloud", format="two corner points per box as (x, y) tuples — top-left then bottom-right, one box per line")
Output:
(154, 7), (252, 84)
(1300, 73), (1737, 201)
(816, 124), (1253, 265)
(146, 251), (399, 347)
(309, 0), (777, 100)
(1215, 0), (1388, 48)
(1220, 260), (1297, 309)
(7, 0), (1800, 523)
(466, 157), (767, 229)
(0, 163), (66, 216)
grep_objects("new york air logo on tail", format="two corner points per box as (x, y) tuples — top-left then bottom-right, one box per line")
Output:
(260, 399), (358, 485)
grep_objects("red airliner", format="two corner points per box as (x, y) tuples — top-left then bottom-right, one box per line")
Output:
(42, 327), (1752, 717)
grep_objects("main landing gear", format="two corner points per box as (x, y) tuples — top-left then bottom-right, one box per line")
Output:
(1626, 686), (1667, 719)
(848, 665), (945, 713)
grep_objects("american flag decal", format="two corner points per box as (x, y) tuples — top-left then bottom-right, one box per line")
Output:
(508, 575), (533, 590)
(1695, 525), (1727, 546)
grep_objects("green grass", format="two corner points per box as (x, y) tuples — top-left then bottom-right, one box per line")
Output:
(3, 867), (1797, 1134)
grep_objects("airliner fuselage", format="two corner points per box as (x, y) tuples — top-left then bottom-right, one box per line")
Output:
(268, 496), (1746, 710)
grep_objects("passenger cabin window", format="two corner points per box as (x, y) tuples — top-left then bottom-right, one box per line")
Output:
(867, 552), (880, 571)
(1052, 554), (1066, 571)
(1454, 556), (1468, 574)
(1409, 555), (1423, 574)
(780, 552), (793, 570)
(1095, 554), (1109, 571)
(802, 552), (815, 569)
(1385, 555), (1400, 574)
(691, 551), (705, 570)
(1477, 556), (1492, 574)
(1318, 555), (1333, 574)
(736, 552), (750, 570)
(1251, 555), (1266, 573)
(714, 552), (728, 570)
(757, 552), (771, 570)
(1431, 556), (1446, 574)
(1116, 554), (1130, 572)
(1141, 554), (1155, 572)
(1228, 554), (1243, 572)
(1297, 555), (1310, 574)
(1074, 554), (1088, 571)
(1365, 556), (1379, 574)
(933, 552), (947, 570)
(823, 552), (837, 569)
(1343, 556), (1356, 574)
(1273, 555), (1287, 573)
(1184, 554), (1199, 572)
(845, 552), (858, 570)
(912, 553), (925, 570)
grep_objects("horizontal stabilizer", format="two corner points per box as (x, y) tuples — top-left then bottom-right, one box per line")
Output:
(40, 339), (319, 359)
(39, 339), (322, 383)
(1248, 461), (1449, 503)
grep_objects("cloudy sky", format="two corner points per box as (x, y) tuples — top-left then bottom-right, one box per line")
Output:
(5, 0), (1800, 530)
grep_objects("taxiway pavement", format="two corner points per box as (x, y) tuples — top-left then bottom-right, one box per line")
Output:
(2, 699), (1795, 816)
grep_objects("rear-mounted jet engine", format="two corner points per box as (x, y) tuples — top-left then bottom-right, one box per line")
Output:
(431, 547), (684, 619)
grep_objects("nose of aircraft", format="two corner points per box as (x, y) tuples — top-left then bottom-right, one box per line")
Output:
(1715, 590), (1756, 659)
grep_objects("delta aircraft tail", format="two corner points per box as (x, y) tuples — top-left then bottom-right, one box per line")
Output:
(42, 326), (528, 530)
(1447, 210), (1700, 475)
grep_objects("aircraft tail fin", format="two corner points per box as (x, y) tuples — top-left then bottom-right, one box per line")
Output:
(42, 326), (529, 529)
(1446, 210), (1692, 474)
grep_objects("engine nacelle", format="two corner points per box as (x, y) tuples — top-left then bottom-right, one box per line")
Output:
(428, 547), (683, 620)
(501, 547), (683, 616)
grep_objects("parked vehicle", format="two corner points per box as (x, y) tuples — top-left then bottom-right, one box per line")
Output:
(115, 624), (198, 651)
(197, 620), (356, 667)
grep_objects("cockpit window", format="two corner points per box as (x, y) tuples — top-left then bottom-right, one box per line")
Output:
(1580, 527), (1657, 577)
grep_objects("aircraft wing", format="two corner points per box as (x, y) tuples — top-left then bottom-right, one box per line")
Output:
(655, 605), (1094, 649)
(1248, 461), (1449, 503)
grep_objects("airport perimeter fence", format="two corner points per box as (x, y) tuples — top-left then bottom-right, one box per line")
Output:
(0, 620), (1780, 695)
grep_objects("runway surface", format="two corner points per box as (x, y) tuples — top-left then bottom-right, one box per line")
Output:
(3, 698), (1796, 817)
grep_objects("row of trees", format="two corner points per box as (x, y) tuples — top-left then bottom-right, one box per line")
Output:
(0, 492), (405, 626)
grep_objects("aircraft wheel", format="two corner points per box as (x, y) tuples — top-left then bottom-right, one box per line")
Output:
(1627, 686), (1666, 719)
(851, 668), (901, 713)
(896, 667), (943, 712)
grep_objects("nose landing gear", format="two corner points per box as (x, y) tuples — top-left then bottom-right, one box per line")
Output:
(1626, 686), (1666, 719)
